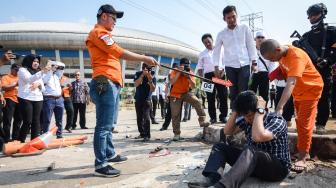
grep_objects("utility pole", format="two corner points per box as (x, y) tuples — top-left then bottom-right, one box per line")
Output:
(240, 12), (263, 36)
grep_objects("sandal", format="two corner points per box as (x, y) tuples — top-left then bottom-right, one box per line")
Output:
(291, 161), (316, 173)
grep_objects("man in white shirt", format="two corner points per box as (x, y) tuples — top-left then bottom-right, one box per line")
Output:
(250, 31), (271, 104)
(198, 33), (228, 124)
(213, 5), (257, 103)
(41, 61), (65, 139)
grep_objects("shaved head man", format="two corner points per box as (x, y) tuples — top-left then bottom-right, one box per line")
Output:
(261, 39), (323, 173)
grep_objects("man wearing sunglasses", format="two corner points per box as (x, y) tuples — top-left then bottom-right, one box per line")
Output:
(86, 4), (158, 177)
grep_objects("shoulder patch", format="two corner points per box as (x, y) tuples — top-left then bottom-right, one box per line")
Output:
(100, 34), (114, 46)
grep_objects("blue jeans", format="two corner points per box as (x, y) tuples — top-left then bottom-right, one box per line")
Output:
(90, 79), (120, 169)
(41, 97), (64, 137)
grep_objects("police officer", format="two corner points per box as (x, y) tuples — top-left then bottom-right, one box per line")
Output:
(303, 3), (336, 134)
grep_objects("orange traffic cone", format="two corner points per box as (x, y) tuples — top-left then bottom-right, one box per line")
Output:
(18, 126), (58, 154)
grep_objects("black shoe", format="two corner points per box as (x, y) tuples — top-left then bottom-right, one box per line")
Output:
(108, 155), (128, 164)
(111, 128), (119, 133)
(57, 136), (63, 139)
(210, 119), (217, 124)
(134, 135), (144, 139)
(65, 127), (72, 133)
(188, 180), (214, 188)
(81, 127), (89, 129)
(72, 127), (76, 130)
(143, 137), (150, 142)
(182, 118), (188, 122)
(160, 127), (167, 131)
(220, 117), (227, 124)
(94, 165), (120, 177)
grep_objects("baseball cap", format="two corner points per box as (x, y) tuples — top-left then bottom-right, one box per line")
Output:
(255, 31), (266, 39)
(97, 4), (124, 18)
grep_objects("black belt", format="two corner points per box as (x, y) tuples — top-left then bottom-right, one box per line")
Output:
(44, 95), (62, 99)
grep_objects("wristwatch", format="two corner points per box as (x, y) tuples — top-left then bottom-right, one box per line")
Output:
(256, 108), (265, 114)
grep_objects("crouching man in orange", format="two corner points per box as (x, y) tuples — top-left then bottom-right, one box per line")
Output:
(170, 58), (210, 141)
(260, 39), (323, 172)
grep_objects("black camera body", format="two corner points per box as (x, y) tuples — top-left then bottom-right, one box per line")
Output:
(184, 64), (191, 72)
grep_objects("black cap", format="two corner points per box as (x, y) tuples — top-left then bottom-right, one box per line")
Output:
(97, 4), (124, 18)
(180, 58), (191, 65)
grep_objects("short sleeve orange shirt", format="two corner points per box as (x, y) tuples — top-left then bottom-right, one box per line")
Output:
(60, 76), (71, 98)
(1, 74), (18, 103)
(170, 70), (196, 98)
(86, 24), (125, 85)
(279, 46), (323, 101)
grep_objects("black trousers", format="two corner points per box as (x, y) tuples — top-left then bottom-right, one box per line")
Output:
(205, 72), (228, 121)
(72, 103), (86, 129)
(150, 95), (158, 120)
(203, 143), (288, 188)
(162, 100), (172, 129)
(331, 80), (336, 117)
(135, 100), (151, 138)
(275, 86), (294, 122)
(159, 95), (166, 119)
(64, 97), (74, 130)
(316, 78), (331, 127)
(3, 99), (22, 142)
(18, 98), (43, 143)
(225, 65), (250, 103)
(250, 72), (269, 102)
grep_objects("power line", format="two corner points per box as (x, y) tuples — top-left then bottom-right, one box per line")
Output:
(118, 0), (199, 36)
(196, 0), (221, 19)
(241, 0), (254, 13)
(240, 12), (263, 36)
(177, 0), (220, 26)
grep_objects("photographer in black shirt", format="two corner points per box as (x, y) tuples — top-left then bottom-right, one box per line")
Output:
(134, 64), (156, 142)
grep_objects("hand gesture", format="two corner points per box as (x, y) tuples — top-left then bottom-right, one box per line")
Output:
(43, 61), (52, 73)
(256, 96), (266, 109)
(30, 82), (41, 91)
(144, 56), (159, 67)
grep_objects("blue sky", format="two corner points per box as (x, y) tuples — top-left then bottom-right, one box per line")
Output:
(0, 0), (335, 50)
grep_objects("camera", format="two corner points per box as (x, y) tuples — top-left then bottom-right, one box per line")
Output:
(184, 63), (191, 72)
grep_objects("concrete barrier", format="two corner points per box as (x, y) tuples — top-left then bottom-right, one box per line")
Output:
(203, 125), (336, 159)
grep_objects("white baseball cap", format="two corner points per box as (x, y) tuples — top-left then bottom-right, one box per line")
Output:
(255, 31), (265, 38)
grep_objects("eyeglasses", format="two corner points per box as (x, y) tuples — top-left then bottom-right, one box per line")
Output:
(107, 15), (117, 22)
(256, 36), (265, 39)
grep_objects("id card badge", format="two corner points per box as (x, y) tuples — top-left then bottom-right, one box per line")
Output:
(201, 81), (214, 93)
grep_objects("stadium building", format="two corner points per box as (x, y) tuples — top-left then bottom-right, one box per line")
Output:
(0, 22), (200, 86)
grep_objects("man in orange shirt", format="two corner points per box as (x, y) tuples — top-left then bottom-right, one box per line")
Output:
(61, 75), (74, 133)
(86, 4), (158, 177)
(170, 58), (210, 141)
(260, 39), (323, 172)
(1, 63), (21, 142)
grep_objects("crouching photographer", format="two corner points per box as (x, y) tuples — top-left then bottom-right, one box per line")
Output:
(169, 58), (210, 141)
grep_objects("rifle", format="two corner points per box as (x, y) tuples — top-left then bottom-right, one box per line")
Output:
(159, 64), (232, 87)
(290, 30), (327, 66)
